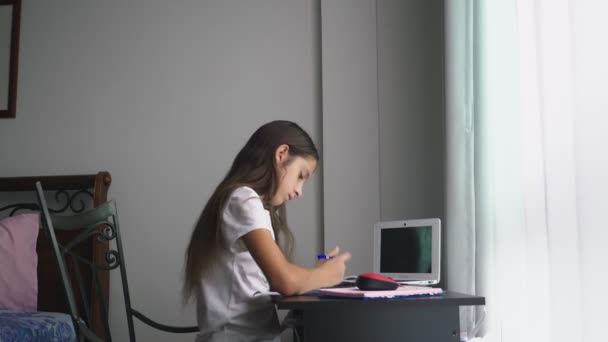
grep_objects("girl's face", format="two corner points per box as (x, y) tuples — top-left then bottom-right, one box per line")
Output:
(272, 145), (317, 206)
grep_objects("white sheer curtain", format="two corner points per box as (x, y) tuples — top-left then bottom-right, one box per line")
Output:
(445, 1), (608, 341)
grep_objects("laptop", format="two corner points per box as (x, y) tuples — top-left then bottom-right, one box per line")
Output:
(372, 218), (441, 285)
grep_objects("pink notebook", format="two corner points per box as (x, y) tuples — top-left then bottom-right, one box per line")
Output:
(317, 285), (443, 299)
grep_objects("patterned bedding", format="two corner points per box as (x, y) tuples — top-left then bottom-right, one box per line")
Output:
(0, 310), (76, 342)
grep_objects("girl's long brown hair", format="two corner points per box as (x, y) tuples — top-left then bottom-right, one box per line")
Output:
(183, 120), (319, 303)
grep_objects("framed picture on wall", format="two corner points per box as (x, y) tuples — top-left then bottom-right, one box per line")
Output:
(0, 0), (21, 119)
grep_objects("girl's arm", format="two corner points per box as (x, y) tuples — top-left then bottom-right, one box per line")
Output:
(242, 229), (351, 296)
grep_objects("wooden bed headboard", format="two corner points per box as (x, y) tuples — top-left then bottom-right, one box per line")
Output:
(0, 171), (112, 337)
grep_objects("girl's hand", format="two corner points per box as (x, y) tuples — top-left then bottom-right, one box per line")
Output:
(243, 229), (351, 295)
(316, 246), (341, 265)
(319, 250), (351, 286)
(326, 246), (341, 258)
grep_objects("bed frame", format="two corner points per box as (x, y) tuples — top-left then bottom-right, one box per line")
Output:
(0, 171), (111, 338)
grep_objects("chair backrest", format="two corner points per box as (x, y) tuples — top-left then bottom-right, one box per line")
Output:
(36, 182), (136, 342)
(0, 172), (111, 338)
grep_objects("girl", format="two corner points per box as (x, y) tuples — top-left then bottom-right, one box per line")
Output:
(183, 120), (351, 342)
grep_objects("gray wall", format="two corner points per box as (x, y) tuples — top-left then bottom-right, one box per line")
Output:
(322, 0), (445, 278)
(2, 1), (321, 341)
(0, 0), (444, 341)
(377, 0), (445, 222)
(321, 0), (380, 276)
(377, 0), (446, 285)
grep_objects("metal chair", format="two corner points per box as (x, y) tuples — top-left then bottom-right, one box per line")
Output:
(35, 181), (198, 341)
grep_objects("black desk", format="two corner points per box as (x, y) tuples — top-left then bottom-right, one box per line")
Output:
(275, 291), (485, 342)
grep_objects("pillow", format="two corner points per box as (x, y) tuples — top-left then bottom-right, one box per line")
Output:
(0, 213), (40, 310)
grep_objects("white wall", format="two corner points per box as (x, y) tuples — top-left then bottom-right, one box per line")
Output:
(0, 0), (444, 341)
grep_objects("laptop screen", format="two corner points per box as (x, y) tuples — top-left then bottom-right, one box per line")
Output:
(380, 226), (432, 273)
(373, 218), (441, 285)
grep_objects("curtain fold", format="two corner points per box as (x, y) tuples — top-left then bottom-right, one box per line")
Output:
(444, 0), (477, 337)
(445, 1), (607, 341)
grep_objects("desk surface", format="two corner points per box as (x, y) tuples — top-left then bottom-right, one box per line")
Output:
(274, 291), (485, 310)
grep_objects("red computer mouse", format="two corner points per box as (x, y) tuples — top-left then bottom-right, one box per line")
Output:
(356, 273), (399, 291)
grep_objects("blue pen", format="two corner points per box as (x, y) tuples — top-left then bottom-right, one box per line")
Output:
(317, 254), (332, 260)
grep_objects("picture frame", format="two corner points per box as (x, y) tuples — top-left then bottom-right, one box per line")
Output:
(0, 0), (21, 119)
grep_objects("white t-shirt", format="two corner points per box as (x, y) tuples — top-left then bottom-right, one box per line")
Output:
(196, 186), (281, 342)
